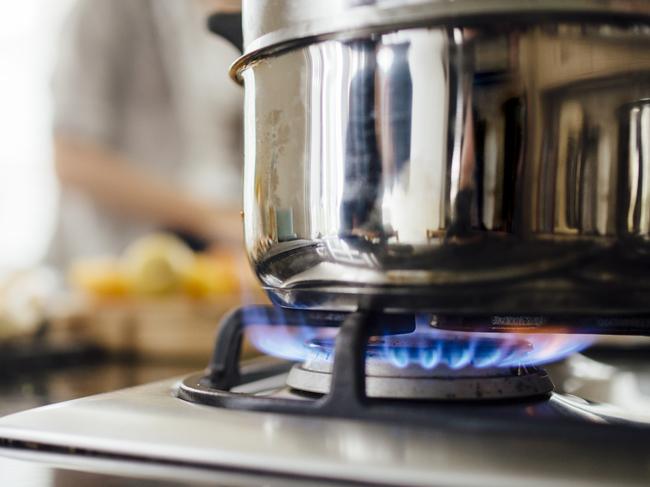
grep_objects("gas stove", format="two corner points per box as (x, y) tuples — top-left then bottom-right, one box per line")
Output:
(2, 0), (648, 483)
(1, 305), (650, 486)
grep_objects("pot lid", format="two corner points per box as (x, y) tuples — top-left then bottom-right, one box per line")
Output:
(239, 0), (650, 54)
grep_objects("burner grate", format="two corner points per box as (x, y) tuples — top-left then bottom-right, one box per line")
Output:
(177, 306), (553, 422)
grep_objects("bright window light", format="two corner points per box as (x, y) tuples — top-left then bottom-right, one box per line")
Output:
(0, 1), (74, 271)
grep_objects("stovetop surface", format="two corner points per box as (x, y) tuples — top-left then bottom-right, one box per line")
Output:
(1, 353), (650, 487)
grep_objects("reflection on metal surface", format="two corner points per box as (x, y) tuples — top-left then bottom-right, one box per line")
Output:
(237, 0), (650, 56)
(241, 18), (650, 314)
(622, 100), (650, 236)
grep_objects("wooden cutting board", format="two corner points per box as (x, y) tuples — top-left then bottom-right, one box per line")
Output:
(67, 292), (269, 364)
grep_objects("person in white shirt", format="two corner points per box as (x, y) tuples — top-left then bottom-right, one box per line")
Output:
(47, 0), (243, 267)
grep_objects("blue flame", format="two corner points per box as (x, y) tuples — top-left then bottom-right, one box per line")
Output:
(245, 315), (594, 370)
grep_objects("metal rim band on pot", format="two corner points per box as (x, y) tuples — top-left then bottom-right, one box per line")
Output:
(228, 0), (650, 82)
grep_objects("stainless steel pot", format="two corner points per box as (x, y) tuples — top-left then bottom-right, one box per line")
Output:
(212, 1), (650, 325)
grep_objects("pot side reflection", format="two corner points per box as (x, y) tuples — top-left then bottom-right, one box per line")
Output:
(241, 20), (650, 315)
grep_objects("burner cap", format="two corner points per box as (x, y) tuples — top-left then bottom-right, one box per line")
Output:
(287, 364), (553, 400)
(287, 335), (553, 400)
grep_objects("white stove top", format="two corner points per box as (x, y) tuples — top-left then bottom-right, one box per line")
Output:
(1, 364), (649, 487)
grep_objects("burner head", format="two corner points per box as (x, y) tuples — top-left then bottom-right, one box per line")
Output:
(286, 335), (554, 400)
(243, 307), (592, 400)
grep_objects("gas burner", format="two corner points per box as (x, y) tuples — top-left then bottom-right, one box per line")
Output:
(177, 306), (577, 425)
(287, 336), (553, 400)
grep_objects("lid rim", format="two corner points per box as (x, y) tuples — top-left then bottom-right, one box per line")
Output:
(227, 5), (650, 83)
(238, 0), (650, 53)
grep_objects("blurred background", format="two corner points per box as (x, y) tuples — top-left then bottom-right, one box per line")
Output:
(0, 0), (261, 416)
(0, 2), (71, 271)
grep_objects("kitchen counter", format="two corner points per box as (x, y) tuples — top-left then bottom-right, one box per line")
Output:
(0, 359), (211, 486)
(0, 449), (337, 486)
(0, 454), (201, 487)
(0, 358), (196, 417)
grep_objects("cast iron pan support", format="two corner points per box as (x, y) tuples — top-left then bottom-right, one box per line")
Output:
(195, 305), (410, 417)
(320, 311), (372, 414)
(204, 307), (245, 390)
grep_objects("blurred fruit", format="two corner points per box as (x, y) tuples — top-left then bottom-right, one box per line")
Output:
(0, 268), (60, 340)
(122, 234), (195, 296)
(66, 234), (260, 300)
(183, 253), (240, 298)
(69, 257), (129, 298)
